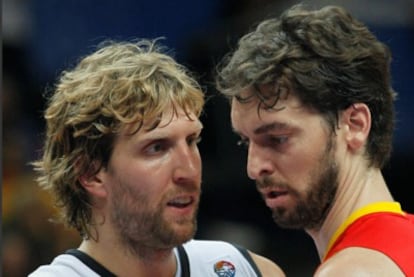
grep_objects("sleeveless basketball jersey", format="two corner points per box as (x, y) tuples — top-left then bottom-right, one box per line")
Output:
(323, 202), (414, 276)
(181, 239), (261, 276)
(29, 239), (262, 277)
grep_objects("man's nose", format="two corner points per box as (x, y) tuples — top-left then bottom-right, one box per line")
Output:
(173, 144), (202, 184)
(247, 143), (274, 180)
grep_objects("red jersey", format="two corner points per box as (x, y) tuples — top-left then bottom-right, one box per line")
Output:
(323, 202), (414, 276)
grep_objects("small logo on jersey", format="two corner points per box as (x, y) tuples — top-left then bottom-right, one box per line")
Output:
(213, 260), (236, 277)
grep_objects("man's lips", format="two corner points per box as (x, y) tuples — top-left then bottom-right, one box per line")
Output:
(259, 187), (288, 198)
(259, 187), (289, 208)
(167, 195), (196, 208)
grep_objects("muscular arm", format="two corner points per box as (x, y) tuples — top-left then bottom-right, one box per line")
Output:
(249, 251), (286, 277)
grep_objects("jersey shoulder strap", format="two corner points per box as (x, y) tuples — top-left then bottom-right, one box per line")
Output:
(65, 249), (117, 277)
(176, 245), (190, 277)
(232, 243), (262, 277)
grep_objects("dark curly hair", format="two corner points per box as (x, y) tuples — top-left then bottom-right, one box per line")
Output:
(216, 4), (396, 168)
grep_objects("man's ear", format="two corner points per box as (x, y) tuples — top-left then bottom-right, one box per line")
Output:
(78, 162), (108, 199)
(341, 103), (371, 152)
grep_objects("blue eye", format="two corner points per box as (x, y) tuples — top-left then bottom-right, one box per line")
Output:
(145, 140), (168, 155)
(147, 143), (164, 154)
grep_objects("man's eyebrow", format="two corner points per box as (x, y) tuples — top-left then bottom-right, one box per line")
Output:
(254, 122), (289, 135)
(232, 122), (289, 137)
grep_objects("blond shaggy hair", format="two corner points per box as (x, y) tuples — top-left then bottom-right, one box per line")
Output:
(33, 39), (204, 238)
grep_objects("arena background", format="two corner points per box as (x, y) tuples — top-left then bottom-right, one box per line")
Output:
(3, 0), (413, 275)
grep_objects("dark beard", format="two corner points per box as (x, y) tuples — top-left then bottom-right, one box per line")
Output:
(271, 162), (338, 230)
(263, 137), (338, 230)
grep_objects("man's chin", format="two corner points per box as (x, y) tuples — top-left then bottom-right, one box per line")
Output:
(271, 210), (306, 229)
(164, 222), (196, 246)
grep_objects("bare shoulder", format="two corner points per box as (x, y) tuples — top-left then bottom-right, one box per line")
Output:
(249, 251), (286, 277)
(315, 247), (404, 277)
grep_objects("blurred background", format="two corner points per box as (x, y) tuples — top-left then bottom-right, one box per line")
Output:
(2, 0), (413, 276)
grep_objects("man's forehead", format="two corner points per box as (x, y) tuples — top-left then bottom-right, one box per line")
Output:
(118, 112), (202, 141)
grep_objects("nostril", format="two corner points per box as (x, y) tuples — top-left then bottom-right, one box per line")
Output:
(247, 160), (274, 181)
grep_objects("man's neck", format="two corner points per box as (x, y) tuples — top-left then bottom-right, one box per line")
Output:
(306, 168), (393, 260)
